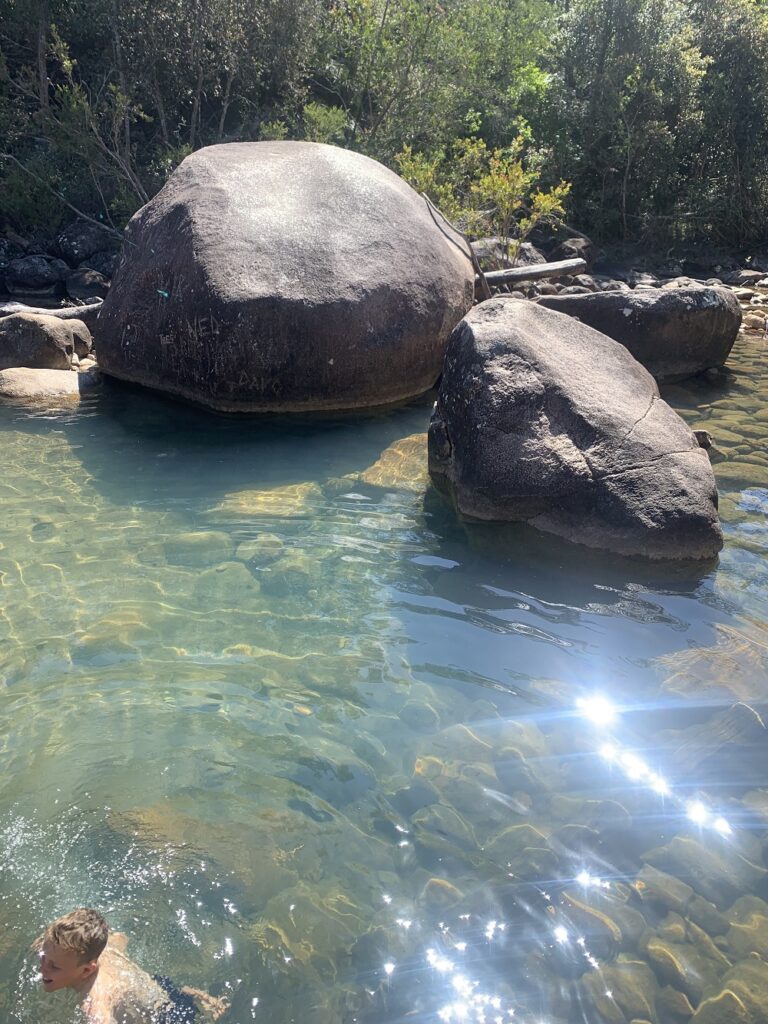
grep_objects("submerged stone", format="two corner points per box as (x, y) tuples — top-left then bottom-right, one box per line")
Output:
(419, 877), (465, 909)
(691, 957), (768, 1024)
(656, 984), (696, 1021)
(645, 936), (724, 1006)
(192, 561), (261, 603)
(358, 433), (429, 493)
(582, 958), (659, 1023)
(235, 533), (284, 565)
(211, 482), (322, 519)
(411, 803), (477, 850)
(398, 699), (440, 730)
(163, 530), (235, 566)
(725, 896), (768, 959)
(634, 864), (694, 913)
(642, 836), (766, 908)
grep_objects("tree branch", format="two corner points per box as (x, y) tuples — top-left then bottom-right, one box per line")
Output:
(0, 152), (125, 241)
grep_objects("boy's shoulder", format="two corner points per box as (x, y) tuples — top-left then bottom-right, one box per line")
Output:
(81, 947), (170, 1024)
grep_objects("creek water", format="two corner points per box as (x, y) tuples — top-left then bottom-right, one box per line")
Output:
(1, 330), (767, 1024)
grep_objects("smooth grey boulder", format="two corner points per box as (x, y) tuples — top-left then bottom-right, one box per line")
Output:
(0, 366), (100, 403)
(97, 141), (475, 412)
(538, 287), (740, 382)
(0, 313), (90, 369)
(428, 299), (723, 560)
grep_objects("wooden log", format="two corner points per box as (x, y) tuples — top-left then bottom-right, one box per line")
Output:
(479, 258), (587, 286)
(0, 299), (103, 329)
(0, 299), (102, 319)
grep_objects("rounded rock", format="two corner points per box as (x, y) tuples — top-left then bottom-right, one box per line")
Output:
(97, 141), (475, 411)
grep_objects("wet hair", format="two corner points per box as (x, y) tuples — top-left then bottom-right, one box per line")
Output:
(44, 908), (109, 964)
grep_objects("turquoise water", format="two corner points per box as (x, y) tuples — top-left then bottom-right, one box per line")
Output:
(1, 331), (768, 1023)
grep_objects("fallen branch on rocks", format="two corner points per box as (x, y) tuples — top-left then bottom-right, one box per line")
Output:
(479, 257), (587, 286)
(0, 299), (103, 321)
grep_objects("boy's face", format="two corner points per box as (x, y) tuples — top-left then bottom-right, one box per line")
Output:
(39, 940), (97, 992)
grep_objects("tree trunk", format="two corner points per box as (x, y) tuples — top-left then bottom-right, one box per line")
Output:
(217, 70), (234, 141)
(190, 63), (204, 149)
(110, 0), (131, 158)
(153, 72), (169, 147)
(480, 258), (587, 286)
(37, 0), (49, 111)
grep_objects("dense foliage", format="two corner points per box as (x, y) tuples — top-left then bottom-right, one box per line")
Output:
(1, 0), (767, 245)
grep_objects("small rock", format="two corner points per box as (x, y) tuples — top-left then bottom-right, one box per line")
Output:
(556, 284), (592, 295)
(743, 313), (766, 330)
(419, 877), (464, 909)
(656, 984), (696, 1021)
(550, 235), (597, 269)
(484, 823), (548, 865)
(658, 912), (688, 943)
(582, 958), (658, 1021)
(412, 802), (477, 854)
(725, 895), (768, 959)
(235, 533), (284, 565)
(66, 267), (110, 301)
(691, 957), (768, 1024)
(163, 531), (235, 566)
(192, 560), (261, 602)
(634, 864), (694, 913)
(646, 936), (723, 1005)
(642, 836), (766, 907)
(260, 549), (315, 596)
(694, 430), (713, 450)
(78, 250), (120, 278)
(399, 699), (440, 730)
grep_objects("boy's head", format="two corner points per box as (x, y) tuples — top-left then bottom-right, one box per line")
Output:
(39, 908), (108, 992)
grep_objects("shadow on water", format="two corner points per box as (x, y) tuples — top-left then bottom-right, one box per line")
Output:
(1, 376), (437, 509)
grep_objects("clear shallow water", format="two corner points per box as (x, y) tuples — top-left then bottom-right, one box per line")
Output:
(0, 332), (767, 1024)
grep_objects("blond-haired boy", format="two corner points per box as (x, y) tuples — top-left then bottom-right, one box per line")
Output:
(38, 908), (227, 1022)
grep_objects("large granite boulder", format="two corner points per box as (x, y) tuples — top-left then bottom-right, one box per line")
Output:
(97, 141), (475, 412)
(428, 299), (723, 560)
(0, 312), (91, 369)
(538, 287), (740, 382)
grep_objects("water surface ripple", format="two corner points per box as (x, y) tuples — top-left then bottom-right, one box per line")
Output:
(1, 334), (768, 1023)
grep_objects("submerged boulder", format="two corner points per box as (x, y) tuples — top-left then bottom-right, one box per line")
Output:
(428, 299), (723, 560)
(538, 286), (741, 382)
(97, 141), (475, 411)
